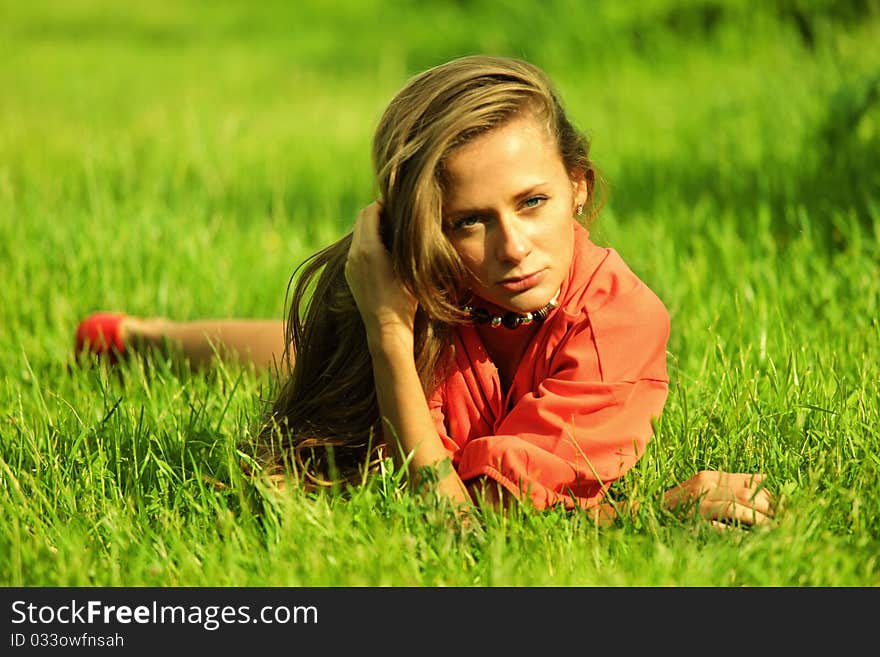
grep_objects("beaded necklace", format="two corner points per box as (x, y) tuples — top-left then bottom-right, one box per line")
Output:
(465, 290), (560, 330)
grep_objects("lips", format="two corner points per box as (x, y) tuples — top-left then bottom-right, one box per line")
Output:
(497, 269), (546, 292)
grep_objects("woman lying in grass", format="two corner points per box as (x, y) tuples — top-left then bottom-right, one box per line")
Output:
(76, 55), (772, 527)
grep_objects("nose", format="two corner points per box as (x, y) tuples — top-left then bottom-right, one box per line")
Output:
(494, 214), (531, 263)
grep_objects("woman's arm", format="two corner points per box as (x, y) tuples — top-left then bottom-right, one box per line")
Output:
(370, 334), (472, 504)
(344, 202), (471, 507)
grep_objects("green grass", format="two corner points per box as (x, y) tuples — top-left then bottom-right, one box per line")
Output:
(1, 0), (879, 586)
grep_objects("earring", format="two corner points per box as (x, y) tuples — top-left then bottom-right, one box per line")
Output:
(576, 203), (584, 216)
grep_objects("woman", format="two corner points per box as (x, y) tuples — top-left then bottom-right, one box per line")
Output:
(76, 55), (772, 526)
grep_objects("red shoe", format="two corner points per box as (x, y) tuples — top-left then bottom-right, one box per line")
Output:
(75, 312), (128, 364)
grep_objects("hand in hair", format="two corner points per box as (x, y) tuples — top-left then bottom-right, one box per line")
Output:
(345, 201), (472, 507)
(345, 201), (419, 349)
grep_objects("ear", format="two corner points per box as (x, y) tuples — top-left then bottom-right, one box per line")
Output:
(570, 168), (590, 212)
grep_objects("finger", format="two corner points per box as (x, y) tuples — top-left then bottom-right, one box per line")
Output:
(718, 471), (764, 489)
(710, 519), (747, 534)
(710, 520), (728, 534)
(348, 203), (381, 268)
(730, 502), (772, 526)
(698, 496), (765, 526)
(348, 209), (364, 257)
(740, 487), (774, 518)
(711, 496), (772, 526)
(357, 202), (383, 248)
(712, 470), (759, 490)
(732, 473), (773, 509)
(346, 208), (370, 289)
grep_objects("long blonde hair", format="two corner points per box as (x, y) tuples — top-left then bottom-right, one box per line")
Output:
(252, 55), (600, 488)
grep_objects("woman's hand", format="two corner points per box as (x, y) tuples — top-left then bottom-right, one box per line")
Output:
(346, 203), (471, 507)
(344, 201), (418, 347)
(662, 470), (774, 527)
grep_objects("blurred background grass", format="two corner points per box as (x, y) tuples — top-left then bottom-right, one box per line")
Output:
(1, 0), (879, 585)
(2, 0), (877, 323)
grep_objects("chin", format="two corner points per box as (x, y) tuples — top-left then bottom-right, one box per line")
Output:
(500, 286), (557, 313)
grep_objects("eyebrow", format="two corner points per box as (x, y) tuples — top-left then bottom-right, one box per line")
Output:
(444, 182), (551, 219)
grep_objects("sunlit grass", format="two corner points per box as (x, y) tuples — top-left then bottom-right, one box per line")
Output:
(1, 0), (879, 586)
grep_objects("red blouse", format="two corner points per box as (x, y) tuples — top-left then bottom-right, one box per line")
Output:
(429, 222), (670, 510)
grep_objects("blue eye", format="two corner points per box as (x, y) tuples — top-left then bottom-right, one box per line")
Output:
(454, 216), (479, 230)
(523, 196), (546, 209)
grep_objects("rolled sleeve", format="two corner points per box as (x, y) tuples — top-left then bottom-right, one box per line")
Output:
(455, 378), (668, 509)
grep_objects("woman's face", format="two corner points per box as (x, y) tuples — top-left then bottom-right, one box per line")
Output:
(442, 114), (588, 313)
